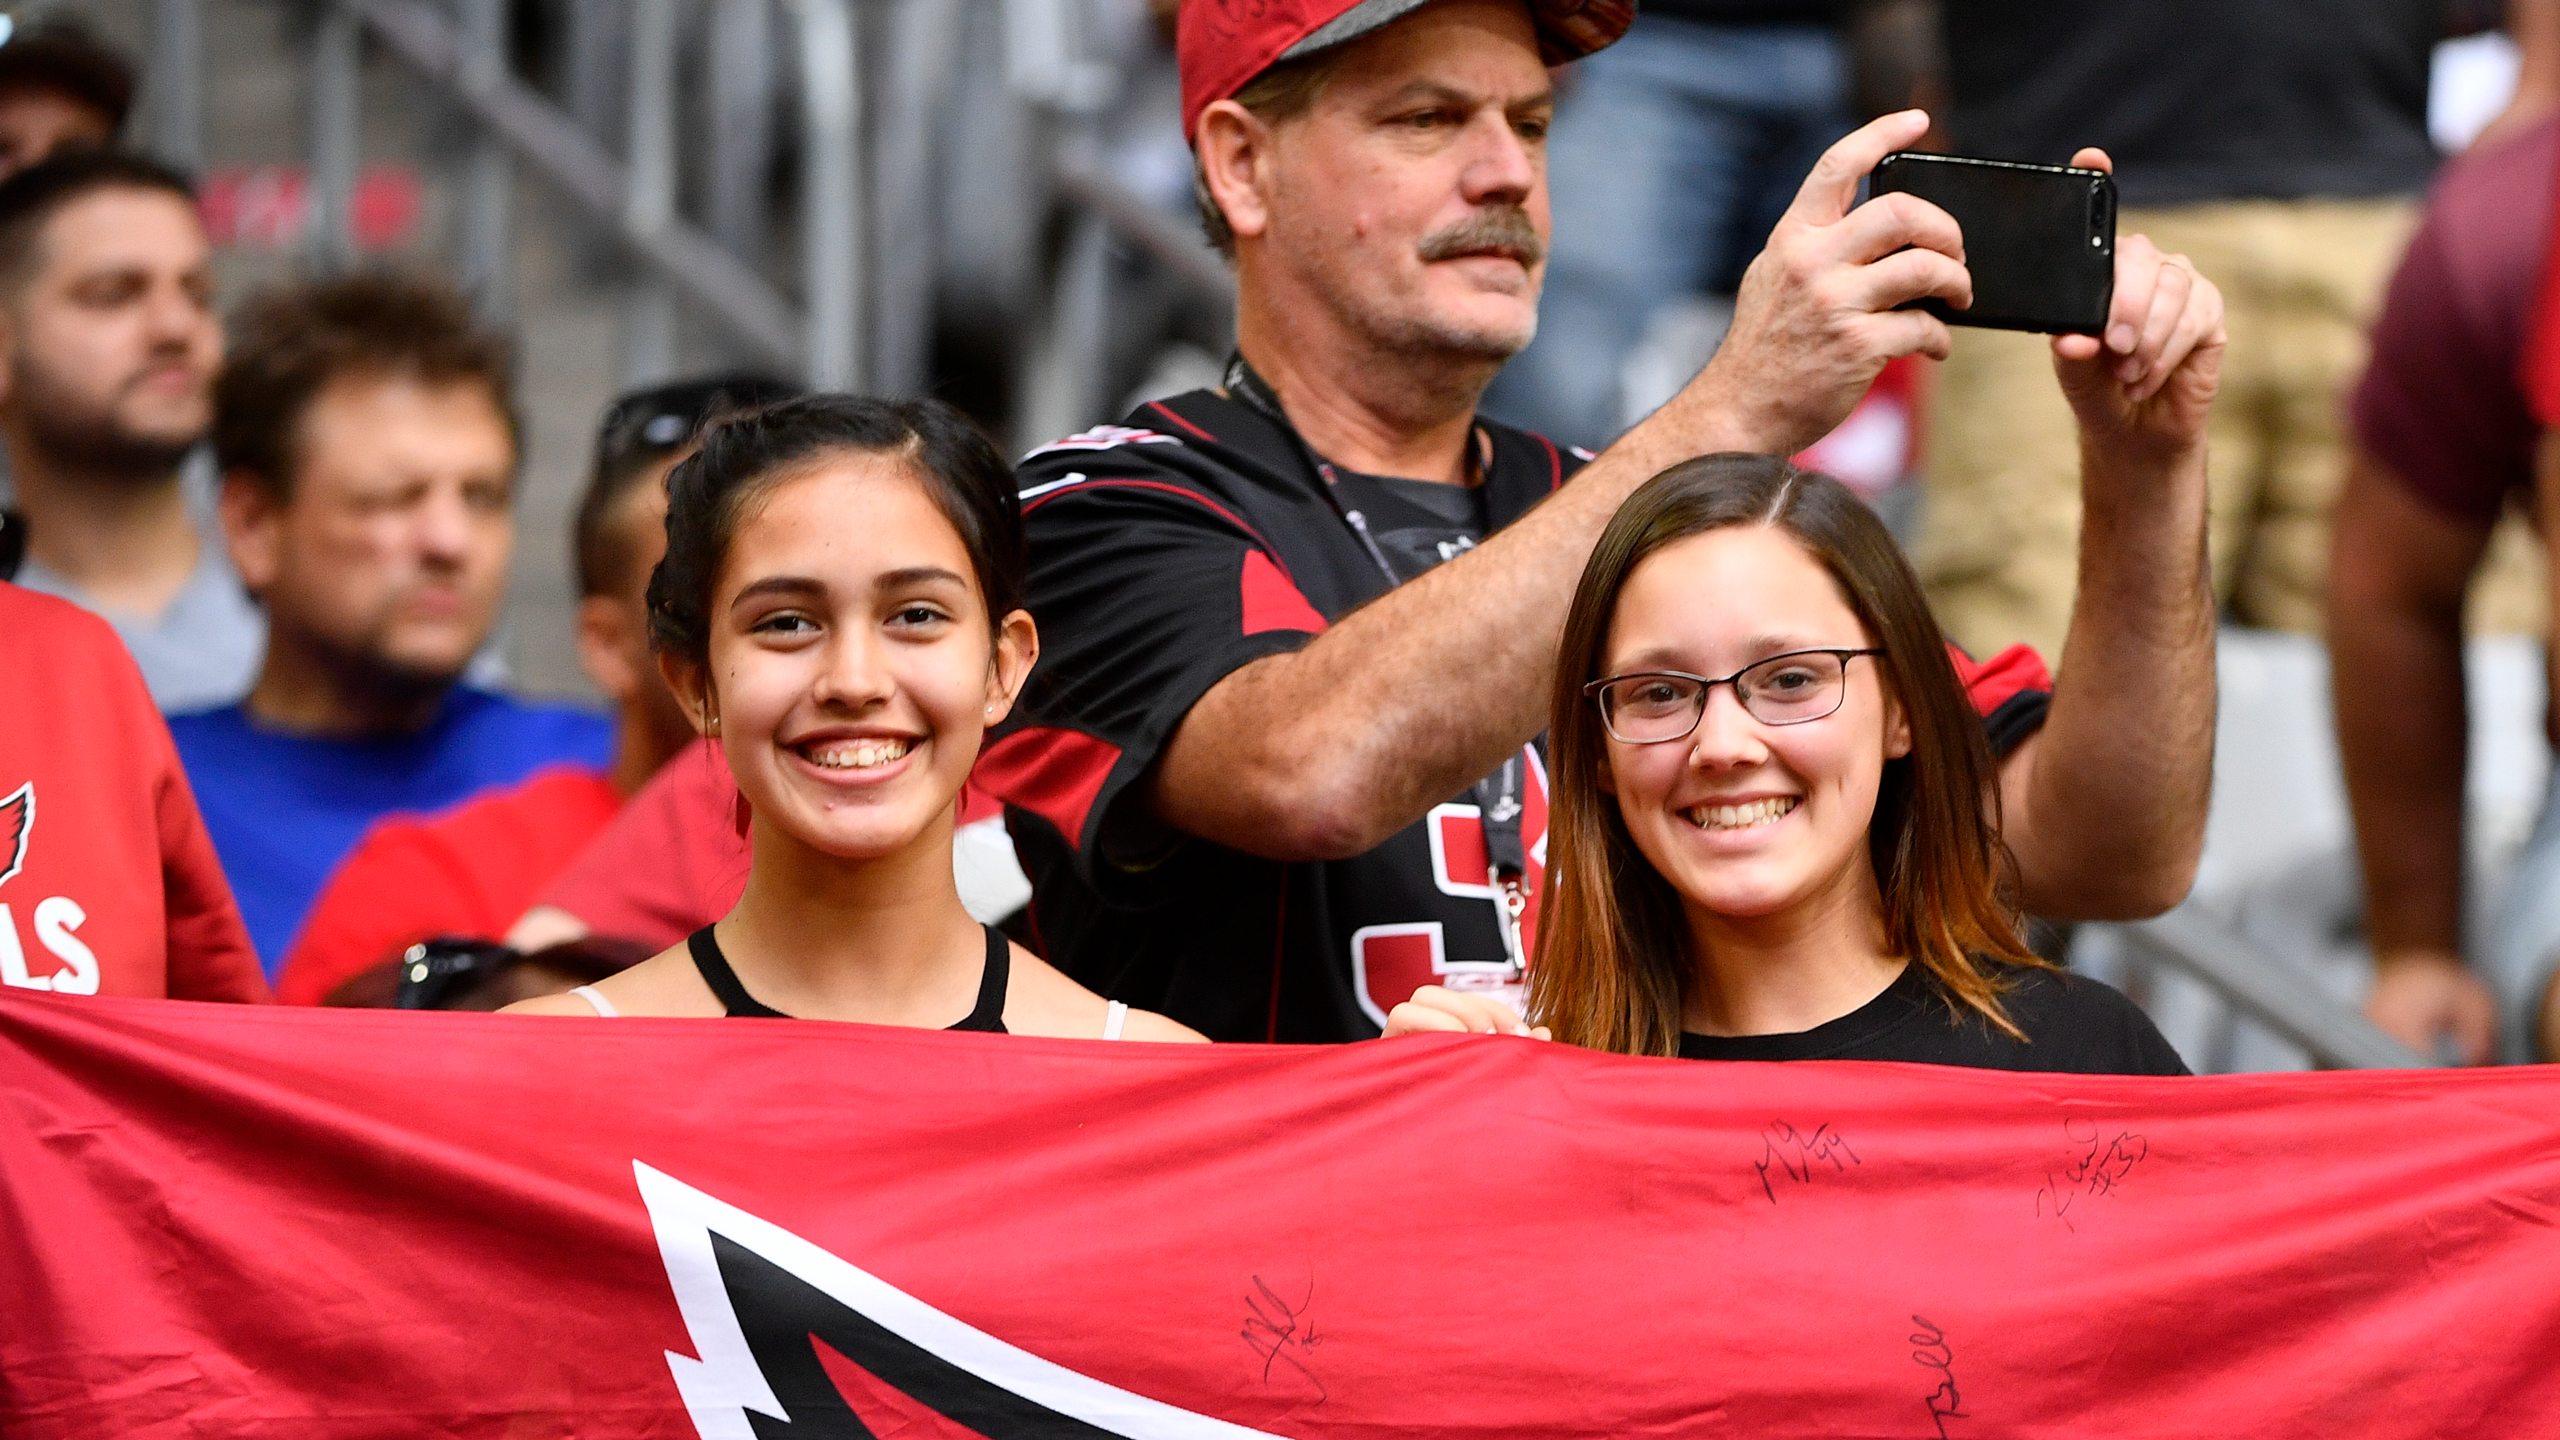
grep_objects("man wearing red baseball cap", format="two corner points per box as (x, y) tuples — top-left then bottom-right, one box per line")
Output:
(972, 0), (2226, 1043)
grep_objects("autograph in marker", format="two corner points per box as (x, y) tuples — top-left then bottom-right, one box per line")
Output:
(2035, 1117), (2148, 1232)
(1909, 1314), (1967, 1439)
(1754, 1120), (1861, 1204)
(1242, 1273), (1326, 1402)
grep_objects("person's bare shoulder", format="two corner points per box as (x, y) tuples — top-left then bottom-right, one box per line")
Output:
(1004, 943), (1207, 1043)
(499, 990), (604, 1017)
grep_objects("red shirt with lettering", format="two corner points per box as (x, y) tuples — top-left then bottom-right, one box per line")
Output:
(0, 583), (265, 1001)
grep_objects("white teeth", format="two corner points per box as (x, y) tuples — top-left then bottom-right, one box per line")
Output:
(804, 737), (914, 770)
(1686, 797), (1797, 831)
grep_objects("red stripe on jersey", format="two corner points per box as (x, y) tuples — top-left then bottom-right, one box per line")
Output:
(956, 781), (1003, 827)
(1240, 549), (1329, 635)
(1946, 641), (2051, 717)
(973, 727), (1122, 849)
(1144, 400), (1218, 441)
(1020, 478), (1310, 589)
(1538, 433), (1562, 492)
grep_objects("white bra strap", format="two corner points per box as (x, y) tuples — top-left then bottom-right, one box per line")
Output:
(569, 984), (620, 1018)
(1102, 999), (1128, 1041)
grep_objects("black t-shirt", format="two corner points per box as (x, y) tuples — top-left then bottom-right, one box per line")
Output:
(988, 382), (2056, 1044)
(1678, 962), (2192, 1075)
(1941, 0), (2441, 208)
(1330, 468), (1488, 580)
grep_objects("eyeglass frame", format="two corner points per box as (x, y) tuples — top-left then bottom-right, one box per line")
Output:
(1581, 647), (1885, 745)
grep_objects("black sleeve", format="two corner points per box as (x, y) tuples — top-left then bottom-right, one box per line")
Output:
(974, 470), (1322, 905)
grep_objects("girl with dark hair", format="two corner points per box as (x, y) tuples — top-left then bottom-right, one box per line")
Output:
(507, 395), (1199, 1041)
(1388, 455), (2183, 1072)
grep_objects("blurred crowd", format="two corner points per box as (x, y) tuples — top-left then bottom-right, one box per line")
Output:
(4, 1), (2560, 1071)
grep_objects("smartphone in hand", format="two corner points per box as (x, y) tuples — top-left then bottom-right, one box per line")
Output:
(1870, 152), (2115, 336)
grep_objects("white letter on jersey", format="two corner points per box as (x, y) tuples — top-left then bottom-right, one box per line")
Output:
(0, 902), (43, 991)
(34, 896), (97, 995)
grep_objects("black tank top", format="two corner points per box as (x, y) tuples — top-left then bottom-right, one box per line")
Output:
(685, 924), (1010, 1031)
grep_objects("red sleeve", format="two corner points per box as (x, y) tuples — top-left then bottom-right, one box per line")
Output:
(276, 768), (621, 1004)
(538, 741), (747, 950)
(2525, 142), (2560, 427)
(1946, 641), (2052, 759)
(149, 668), (267, 1004)
(274, 823), (465, 1005)
(2354, 118), (2555, 523)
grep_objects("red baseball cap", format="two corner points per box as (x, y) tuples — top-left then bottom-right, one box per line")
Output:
(1178, 0), (1636, 142)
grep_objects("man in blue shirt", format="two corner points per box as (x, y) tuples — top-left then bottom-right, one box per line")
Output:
(170, 274), (610, 973)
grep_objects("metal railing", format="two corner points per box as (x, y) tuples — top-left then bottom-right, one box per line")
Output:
(2087, 908), (2430, 1070)
(307, 0), (838, 384)
(139, 0), (1230, 411)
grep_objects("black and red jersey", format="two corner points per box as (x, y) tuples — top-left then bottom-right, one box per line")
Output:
(978, 386), (2052, 1043)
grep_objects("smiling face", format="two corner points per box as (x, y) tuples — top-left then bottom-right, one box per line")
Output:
(1597, 526), (1910, 928)
(1240, 0), (1553, 362)
(682, 456), (1034, 862)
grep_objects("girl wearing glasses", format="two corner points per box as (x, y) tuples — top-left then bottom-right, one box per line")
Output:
(506, 396), (1199, 1042)
(1387, 455), (2183, 1073)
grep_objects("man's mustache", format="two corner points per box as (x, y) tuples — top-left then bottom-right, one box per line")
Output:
(1417, 208), (1545, 267)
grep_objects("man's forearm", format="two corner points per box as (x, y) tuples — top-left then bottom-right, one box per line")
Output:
(2327, 452), (2495, 960)
(1150, 394), (1758, 859)
(2005, 439), (2215, 919)
(2334, 601), (2470, 955)
(2512, 0), (2560, 107)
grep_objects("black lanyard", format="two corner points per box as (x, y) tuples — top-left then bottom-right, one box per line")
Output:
(1224, 354), (1532, 976)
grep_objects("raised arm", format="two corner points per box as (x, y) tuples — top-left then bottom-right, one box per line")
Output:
(1150, 111), (1972, 859)
(2329, 450), (2499, 1063)
(1979, 148), (2223, 922)
(2473, 0), (2560, 151)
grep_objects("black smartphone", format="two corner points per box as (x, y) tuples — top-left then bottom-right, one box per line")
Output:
(1869, 152), (2115, 336)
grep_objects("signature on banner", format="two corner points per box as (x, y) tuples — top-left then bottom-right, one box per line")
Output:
(1910, 1314), (1967, 1438)
(1242, 1273), (1326, 1403)
(1755, 1120), (1861, 1204)
(2035, 1118), (2148, 1232)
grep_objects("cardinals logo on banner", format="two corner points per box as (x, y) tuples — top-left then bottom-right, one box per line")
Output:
(2, 993), (2556, 1438)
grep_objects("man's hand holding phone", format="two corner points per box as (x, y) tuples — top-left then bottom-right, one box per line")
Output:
(1679, 117), (2222, 466)
(1682, 109), (1973, 459)
(2050, 148), (2226, 463)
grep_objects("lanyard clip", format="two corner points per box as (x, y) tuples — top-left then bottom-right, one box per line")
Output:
(1489, 867), (1530, 979)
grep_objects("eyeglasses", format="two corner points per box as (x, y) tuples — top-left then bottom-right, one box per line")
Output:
(1583, 648), (1883, 744)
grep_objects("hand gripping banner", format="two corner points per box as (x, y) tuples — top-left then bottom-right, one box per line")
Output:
(2, 992), (2556, 1438)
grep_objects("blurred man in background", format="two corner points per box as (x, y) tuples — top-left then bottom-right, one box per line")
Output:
(272, 374), (793, 1004)
(170, 274), (611, 975)
(0, 151), (263, 711)
(1916, 0), (2560, 665)
(2332, 112), (2560, 1065)
(0, 21), (131, 180)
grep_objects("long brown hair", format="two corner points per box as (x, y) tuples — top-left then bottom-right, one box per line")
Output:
(1527, 454), (2045, 1056)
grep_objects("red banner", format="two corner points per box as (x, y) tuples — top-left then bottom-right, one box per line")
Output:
(3, 992), (2556, 1438)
